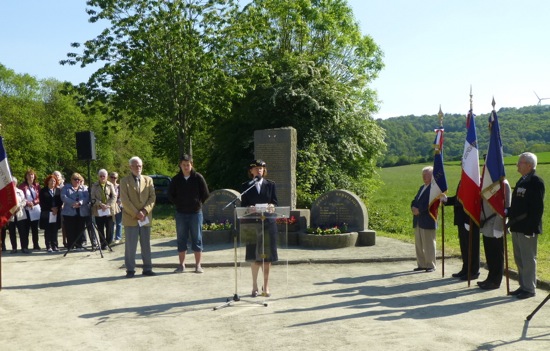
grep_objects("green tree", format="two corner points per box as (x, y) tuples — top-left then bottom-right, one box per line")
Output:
(61, 0), (243, 160)
(207, 0), (385, 206)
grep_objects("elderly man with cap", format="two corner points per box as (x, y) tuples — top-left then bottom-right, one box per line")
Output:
(241, 159), (279, 298)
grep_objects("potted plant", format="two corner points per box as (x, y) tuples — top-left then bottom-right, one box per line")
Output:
(202, 220), (234, 245)
(299, 223), (358, 248)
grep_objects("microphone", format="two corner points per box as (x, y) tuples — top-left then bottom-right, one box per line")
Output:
(247, 175), (261, 186)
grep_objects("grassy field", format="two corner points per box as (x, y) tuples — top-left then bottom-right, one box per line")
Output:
(369, 152), (550, 283)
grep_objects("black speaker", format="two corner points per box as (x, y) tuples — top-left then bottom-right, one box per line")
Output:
(76, 131), (97, 160)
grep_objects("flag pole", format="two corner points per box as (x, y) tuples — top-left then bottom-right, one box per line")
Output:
(466, 87), (474, 287)
(438, 106), (445, 278)
(491, 96), (511, 295)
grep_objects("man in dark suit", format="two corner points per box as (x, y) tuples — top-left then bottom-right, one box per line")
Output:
(411, 166), (437, 272)
(508, 152), (545, 299)
(120, 156), (156, 278)
(241, 159), (278, 297)
(443, 182), (480, 280)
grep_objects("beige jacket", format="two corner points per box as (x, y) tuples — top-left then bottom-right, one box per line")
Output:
(90, 181), (119, 217)
(119, 174), (155, 227)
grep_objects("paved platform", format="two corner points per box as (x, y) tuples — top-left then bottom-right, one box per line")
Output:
(1, 236), (549, 351)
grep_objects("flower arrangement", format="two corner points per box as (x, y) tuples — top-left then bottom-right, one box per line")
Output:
(276, 216), (297, 225)
(202, 220), (232, 231)
(306, 222), (349, 235)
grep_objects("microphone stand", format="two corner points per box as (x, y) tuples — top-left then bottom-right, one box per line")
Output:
(214, 178), (267, 310)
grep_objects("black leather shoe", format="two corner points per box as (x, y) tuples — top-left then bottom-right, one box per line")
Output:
(479, 281), (500, 290)
(477, 280), (489, 287)
(509, 288), (525, 296)
(142, 270), (156, 276)
(126, 271), (135, 278)
(425, 268), (435, 273)
(460, 272), (480, 281)
(452, 271), (466, 278)
(413, 267), (425, 272)
(517, 291), (535, 299)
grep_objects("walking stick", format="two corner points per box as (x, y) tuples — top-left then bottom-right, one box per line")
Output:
(441, 206), (445, 277)
(526, 293), (550, 321)
(467, 218), (473, 287)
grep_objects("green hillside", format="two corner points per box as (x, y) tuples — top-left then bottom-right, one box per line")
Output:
(376, 105), (550, 167)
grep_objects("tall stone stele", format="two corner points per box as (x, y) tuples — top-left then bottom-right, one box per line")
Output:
(254, 127), (309, 232)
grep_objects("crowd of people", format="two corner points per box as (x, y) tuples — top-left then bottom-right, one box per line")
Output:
(1, 167), (124, 254)
(411, 152), (545, 300)
(1, 155), (283, 298)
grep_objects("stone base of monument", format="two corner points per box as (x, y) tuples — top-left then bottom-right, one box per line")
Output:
(298, 232), (358, 249)
(356, 230), (376, 246)
(278, 231), (300, 246)
(202, 230), (233, 245)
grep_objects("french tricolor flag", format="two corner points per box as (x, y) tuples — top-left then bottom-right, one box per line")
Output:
(457, 110), (481, 225)
(481, 109), (506, 217)
(0, 137), (17, 228)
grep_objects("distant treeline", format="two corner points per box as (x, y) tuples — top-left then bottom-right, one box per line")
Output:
(376, 105), (550, 167)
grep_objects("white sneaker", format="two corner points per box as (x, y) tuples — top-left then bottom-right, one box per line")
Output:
(174, 265), (185, 273)
(114, 240), (121, 244)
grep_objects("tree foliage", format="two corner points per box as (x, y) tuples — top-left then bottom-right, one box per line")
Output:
(61, 0), (243, 160)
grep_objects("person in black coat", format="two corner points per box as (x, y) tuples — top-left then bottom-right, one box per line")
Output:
(39, 174), (62, 252)
(168, 154), (210, 273)
(241, 159), (278, 297)
(507, 152), (545, 299)
(443, 181), (480, 280)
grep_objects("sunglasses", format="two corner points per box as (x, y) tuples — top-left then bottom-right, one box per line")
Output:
(72, 178), (82, 182)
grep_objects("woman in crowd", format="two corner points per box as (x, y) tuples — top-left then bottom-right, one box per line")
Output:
(109, 171), (123, 244)
(90, 169), (118, 249)
(1, 177), (28, 253)
(19, 168), (41, 250)
(241, 159), (279, 298)
(61, 173), (90, 250)
(39, 174), (62, 252)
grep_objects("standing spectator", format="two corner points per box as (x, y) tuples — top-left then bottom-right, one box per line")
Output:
(39, 175), (62, 252)
(90, 169), (118, 249)
(53, 171), (67, 247)
(508, 152), (545, 299)
(478, 179), (511, 290)
(411, 166), (437, 273)
(19, 168), (41, 250)
(443, 182), (480, 280)
(241, 159), (279, 298)
(61, 173), (90, 250)
(109, 171), (123, 244)
(120, 156), (156, 278)
(169, 154), (210, 273)
(2, 178), (27, 253)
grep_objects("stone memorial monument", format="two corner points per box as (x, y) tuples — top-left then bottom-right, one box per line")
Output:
(308, 189), (375, 247)
(253, 127), (297, 209)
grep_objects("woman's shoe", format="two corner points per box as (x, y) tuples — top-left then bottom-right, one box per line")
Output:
(251, 290), (259, 298)
(261, 287), (271, 297)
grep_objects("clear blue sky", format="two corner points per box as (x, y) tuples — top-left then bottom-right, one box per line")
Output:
(1, 0), (549, 119)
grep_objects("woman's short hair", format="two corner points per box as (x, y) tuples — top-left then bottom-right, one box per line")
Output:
(43, 174), (58, 188)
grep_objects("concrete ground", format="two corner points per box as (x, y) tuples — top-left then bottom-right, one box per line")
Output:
(1, 236), (549, 351)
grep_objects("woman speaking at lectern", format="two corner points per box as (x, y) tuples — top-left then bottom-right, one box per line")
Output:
(241, 159), (278, 298)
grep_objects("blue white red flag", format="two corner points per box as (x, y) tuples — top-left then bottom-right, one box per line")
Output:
(457, 110), (481, 225)
(481, 110), (506, 217)
(429, 128), (448, 221)
(0, 137), (17, 228)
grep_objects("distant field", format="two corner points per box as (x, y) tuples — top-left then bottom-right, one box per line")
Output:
(370, 152), (550, 283)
